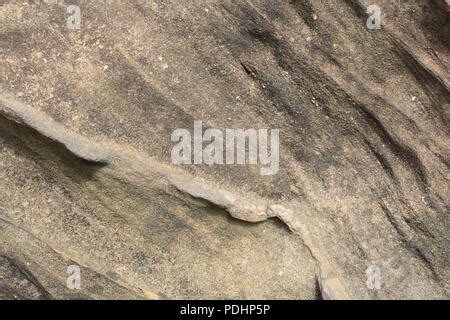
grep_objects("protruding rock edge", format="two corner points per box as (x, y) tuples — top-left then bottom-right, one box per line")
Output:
(0, 95), (111, 164)
(0, 96), (351, 299)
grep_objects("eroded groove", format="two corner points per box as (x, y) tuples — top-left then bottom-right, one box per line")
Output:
(378, 203), (442, 284)
(289, 0), (317, 29)
(360, 136), (397, 182)
(0, 255), (53, 300)
(390, 35), (450, 126)
(356, 103), (430, 193)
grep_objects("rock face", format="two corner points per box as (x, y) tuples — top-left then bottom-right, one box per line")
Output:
(0, 0), (448, 299)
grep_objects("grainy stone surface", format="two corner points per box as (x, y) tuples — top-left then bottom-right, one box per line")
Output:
(0, 0), (449, 299)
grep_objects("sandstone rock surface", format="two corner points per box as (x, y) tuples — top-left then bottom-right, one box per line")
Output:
(0, 0), (449, 299)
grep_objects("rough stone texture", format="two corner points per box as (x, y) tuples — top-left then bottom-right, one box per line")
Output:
(0, 0), (449, 299)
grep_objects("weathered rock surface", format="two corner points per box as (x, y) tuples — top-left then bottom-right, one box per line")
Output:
(0, 0), (449, 299)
